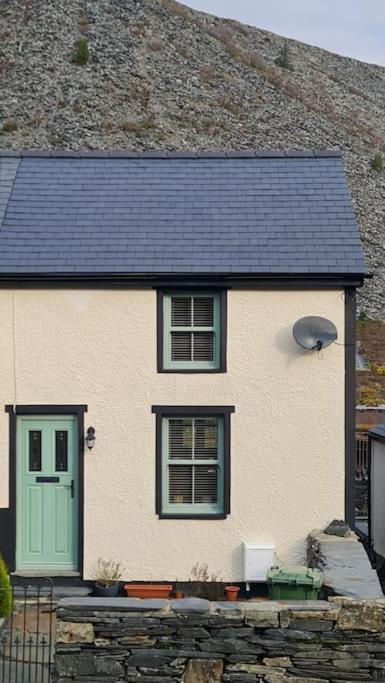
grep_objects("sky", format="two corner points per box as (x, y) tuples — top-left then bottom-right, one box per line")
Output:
(185, 0), (385, 66)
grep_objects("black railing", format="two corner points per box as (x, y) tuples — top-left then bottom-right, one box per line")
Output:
(0, 579), (54, 682)
(356, 431), (369, 481)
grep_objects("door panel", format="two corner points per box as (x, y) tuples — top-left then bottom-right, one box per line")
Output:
(17, 416), (78, 571)
(28, 487), (43, 554)
(54, 485), (71, 554)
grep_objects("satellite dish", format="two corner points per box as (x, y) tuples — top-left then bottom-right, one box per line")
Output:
(293, 316), (337, 351)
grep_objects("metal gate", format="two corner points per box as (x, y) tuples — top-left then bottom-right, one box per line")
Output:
(0, 579), (54, 683)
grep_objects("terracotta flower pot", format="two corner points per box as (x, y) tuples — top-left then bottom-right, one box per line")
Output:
(224, 585), (240, 601)
(124, 584), (173, 599)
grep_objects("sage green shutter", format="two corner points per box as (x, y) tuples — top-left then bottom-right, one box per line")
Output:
(163, 293), (220, 370)
(162, 416), (224, 515)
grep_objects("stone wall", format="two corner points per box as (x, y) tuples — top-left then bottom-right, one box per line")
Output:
(55, 596), (385, 682)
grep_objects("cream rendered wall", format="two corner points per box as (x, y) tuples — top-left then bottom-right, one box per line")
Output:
(0, 288), (345, 580)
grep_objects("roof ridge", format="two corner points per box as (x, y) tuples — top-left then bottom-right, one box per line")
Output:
(0, 149), (342, 160)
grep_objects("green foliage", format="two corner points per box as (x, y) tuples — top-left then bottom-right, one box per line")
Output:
(1, 120), (18, 133)
(357, 310), (368, 329)
(140, 115), (156, 130)
(275, 41), (293, 70)
(371, 153), (383, 172)
(71, 37), (90, 66)
(356, 385), (381, 407)
(0, 556), (12, 618)
(120, 120), (142, 133)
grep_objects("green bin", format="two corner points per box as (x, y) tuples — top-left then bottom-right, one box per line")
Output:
(267, 565), (322, 600)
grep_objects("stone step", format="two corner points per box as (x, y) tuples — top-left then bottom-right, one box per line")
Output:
(13, 585), (92, 599)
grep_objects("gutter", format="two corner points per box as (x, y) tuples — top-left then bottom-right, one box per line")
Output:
(0, 272), (368, 288)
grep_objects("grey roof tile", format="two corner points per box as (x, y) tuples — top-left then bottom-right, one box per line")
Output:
(0, 156), (20, 228)
(0, 151), (366, 275)
(369, 422), (385, 440)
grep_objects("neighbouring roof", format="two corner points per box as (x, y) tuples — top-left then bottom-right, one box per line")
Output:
(0, 150), (366, 278)
(369, 421), (385, 441)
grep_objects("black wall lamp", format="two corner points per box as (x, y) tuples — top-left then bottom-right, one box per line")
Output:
(85, 427), (96, 450)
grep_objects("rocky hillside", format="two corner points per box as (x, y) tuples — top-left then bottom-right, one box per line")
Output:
(1, 0), (385, 315)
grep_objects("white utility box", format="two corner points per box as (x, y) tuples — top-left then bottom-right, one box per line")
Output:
(243, 542), (275, 582)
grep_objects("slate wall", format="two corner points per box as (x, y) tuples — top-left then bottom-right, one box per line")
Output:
(55, 596), (385, 682)
(307, 530), (383, 599)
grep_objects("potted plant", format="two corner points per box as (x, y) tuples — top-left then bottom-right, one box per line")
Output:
(91, 557), (122, 597)
(123, 583), (173, 599)
(186, 563), (224, 601)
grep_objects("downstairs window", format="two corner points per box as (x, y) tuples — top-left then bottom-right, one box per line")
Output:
(152, 406), (234, 518)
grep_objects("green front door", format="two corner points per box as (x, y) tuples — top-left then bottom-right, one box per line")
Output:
(16, 416), (78, 572)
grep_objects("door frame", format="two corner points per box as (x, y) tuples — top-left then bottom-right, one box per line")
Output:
(3, 405), (87, 576)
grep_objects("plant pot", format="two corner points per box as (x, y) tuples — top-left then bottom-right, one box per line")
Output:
(124, 584), (173, 599)
(224, 585), (240, 601)
(93, 582), (120, 598)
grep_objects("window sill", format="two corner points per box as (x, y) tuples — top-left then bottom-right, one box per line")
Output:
(158, 367), (226, 374)
(158, 513), (228, 520)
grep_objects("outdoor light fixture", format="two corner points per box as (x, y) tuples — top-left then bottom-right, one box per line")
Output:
(85, 427), (96, 450)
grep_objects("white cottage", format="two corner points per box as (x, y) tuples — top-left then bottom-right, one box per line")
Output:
(0, 150), (366, 582)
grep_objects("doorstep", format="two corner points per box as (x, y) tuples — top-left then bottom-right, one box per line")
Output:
(13, 585), (92, 599)
(12, 571), (80, 577)
(11, 574), (92, 599)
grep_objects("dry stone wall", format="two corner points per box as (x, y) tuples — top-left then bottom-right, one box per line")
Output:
(55, 596), (385, 682)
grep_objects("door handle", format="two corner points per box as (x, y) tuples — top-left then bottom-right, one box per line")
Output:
(63, 480), (75, 497)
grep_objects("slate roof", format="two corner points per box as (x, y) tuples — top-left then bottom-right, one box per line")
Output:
(369, 422), (385, 441)
(0, 150), (366, 276)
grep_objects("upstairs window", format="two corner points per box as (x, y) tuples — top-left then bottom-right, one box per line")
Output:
(158, 291), (226, 372)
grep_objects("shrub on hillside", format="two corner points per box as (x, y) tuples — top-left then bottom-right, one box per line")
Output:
(275, 41), (293, 70)
(0, 555), (12, 618)
(149, 38), (163, 51)
(71, 37), (90, 66)
(120, 116), (156, 135)
(1, 119), (18, 133)
(371, 153), (383, 172)
(162, 0), (191, 18)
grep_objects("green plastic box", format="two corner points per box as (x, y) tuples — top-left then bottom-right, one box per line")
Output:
(267, 565), (323, 600)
